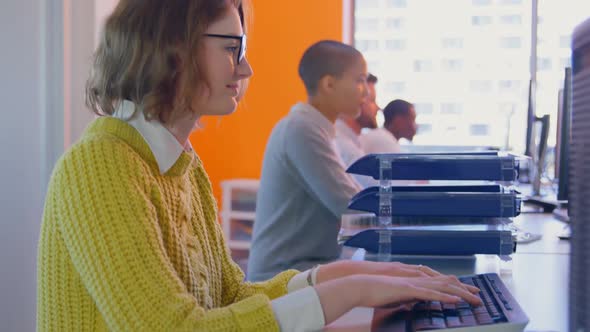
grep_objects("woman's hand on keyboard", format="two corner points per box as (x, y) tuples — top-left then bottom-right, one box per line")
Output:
(315, 274), (483, 325)
(316, 260), (475, 288)
(354, 274), (483, 308)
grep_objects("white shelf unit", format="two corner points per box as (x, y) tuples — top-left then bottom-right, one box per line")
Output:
(220, 179), (260, 251)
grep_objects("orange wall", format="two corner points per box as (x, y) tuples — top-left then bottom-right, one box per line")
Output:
(190, 1), (343, 207)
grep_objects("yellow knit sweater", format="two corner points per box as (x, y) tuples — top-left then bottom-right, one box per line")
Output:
(37, 117), (298, 331)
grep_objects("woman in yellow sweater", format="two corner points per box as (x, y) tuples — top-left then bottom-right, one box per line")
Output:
(37, 1), (482, 331)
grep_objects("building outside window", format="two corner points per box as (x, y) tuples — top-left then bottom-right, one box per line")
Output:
(354, 0), (590, 150)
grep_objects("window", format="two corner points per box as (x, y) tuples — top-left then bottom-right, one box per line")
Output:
(417, 124), (433, 135)
(499, 102), (516, 113)
(356, 39), (379, 52)
(441, 103), (463, 114)
(414, 60), (433, 72)
(385, 81), (406, 94)
(357, 18), (379, 31)
(385, 39), (406, 51)
(500, 15), (522, 25)
(387, 0), (407, 8)
(354, 0), (532, 147)
(470, 124), (490, 136)
(414, 103), (434, 115)
(536, 1), (590, 149)
(560, 35), (571, 48)
(500, 36), (522, 49)
(472, 16), (492, 26)
(367, 60), (381, 73)
(445, 126), (458, 133)
(442, 59), (463, 72)
(386, 18), (404, 29)
(537, 57), (552, 71)
(442, 38), (463, 49)
(357, 0), (379, 9)
(470, 80), (493, 93)
(498, 80), (522, 91)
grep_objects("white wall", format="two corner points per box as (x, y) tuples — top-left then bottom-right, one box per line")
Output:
(1, 1), (47, 330)
(94, 0), (119, 45)
(0, 1), (95, 330)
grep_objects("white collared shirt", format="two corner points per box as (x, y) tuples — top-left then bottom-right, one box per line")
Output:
(334, 119), (377, 188)
(112, 100), (325, 331)
(112, 100), (192, 174)
(360, 127), (402, 154)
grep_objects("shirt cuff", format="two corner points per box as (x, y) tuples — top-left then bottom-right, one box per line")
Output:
(272, 286), (325, 332)
(287, 266), (320, 293)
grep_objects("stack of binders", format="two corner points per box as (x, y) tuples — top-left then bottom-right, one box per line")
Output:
(343, 152), (522, 256)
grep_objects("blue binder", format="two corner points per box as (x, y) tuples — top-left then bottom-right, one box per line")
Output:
(343, 225), (515, 255)
(348, 185), (521, 218)
(346, 152), (520, 181)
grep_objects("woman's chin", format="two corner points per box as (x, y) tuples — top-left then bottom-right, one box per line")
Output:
(206, 100), (239, 116)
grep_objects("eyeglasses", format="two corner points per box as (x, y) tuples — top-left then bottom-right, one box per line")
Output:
(203, 33), (247, 64)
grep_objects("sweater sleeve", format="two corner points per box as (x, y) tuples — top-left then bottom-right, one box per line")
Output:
(191, 162), (301, 305)
(219, 239), (299, 305)
(54, 140), (280, 332)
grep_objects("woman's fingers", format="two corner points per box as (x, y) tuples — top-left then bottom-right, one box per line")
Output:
(389, 265), (481, 295)
(444, 275), (481, 294)
(403, 285), (463, 304)
(402, 276), (483, 306)
(382, 262), (443, 278)
(413, 264), (442, 277)
(441, 283), (483, 306)
(388, 267), (430, 278)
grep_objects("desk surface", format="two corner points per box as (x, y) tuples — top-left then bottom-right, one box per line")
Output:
(329, 212), (570, 332)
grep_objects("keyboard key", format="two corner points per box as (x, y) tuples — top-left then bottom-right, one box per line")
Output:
(475, 312), (494, 324)
(445, 315), (462, 328)
(473, 306), (488, 314)
(429, 301), (442, 312)
(456, 301), (471, 309)
(431, 317), (446, 328)
(460, 315), (477, 326)
(458, 309), (473, 317)
(431, 311), (444, 320)
(442, 302), (457, 310)
(414, 317), (446, 331)
(413, 302), (428, 311)
(488, 307), (501, 318)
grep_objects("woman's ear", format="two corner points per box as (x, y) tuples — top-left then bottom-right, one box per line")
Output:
(169, 46), (184, 71)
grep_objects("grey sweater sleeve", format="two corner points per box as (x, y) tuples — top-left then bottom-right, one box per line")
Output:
(284, 119), (361, 218)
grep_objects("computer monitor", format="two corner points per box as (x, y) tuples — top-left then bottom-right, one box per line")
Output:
(555, 67), (572, 201)
(521, 76), (556, 210)
(569, 16), (590, 332)
(522, 79), (550, 194)
(524, 79), (537, 158)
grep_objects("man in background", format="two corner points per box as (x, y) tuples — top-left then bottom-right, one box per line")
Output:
(333, 73), (379, 187)
(361, 99), (417, 154)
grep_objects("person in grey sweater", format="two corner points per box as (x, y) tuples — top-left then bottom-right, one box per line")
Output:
(247, 40), (368, 281)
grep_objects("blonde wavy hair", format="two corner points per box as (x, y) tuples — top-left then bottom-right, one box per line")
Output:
(86, 0), (247, 122)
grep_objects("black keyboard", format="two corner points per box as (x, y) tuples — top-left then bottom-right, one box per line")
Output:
(372, 273), (529, 332)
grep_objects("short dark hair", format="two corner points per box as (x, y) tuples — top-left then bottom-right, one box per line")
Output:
(367, 73), (378, 84)
(383, 99), (413, 125)
(298, 40), (363, 96)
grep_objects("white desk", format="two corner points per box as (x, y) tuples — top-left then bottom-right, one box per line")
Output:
(328, 213), (570, 332)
